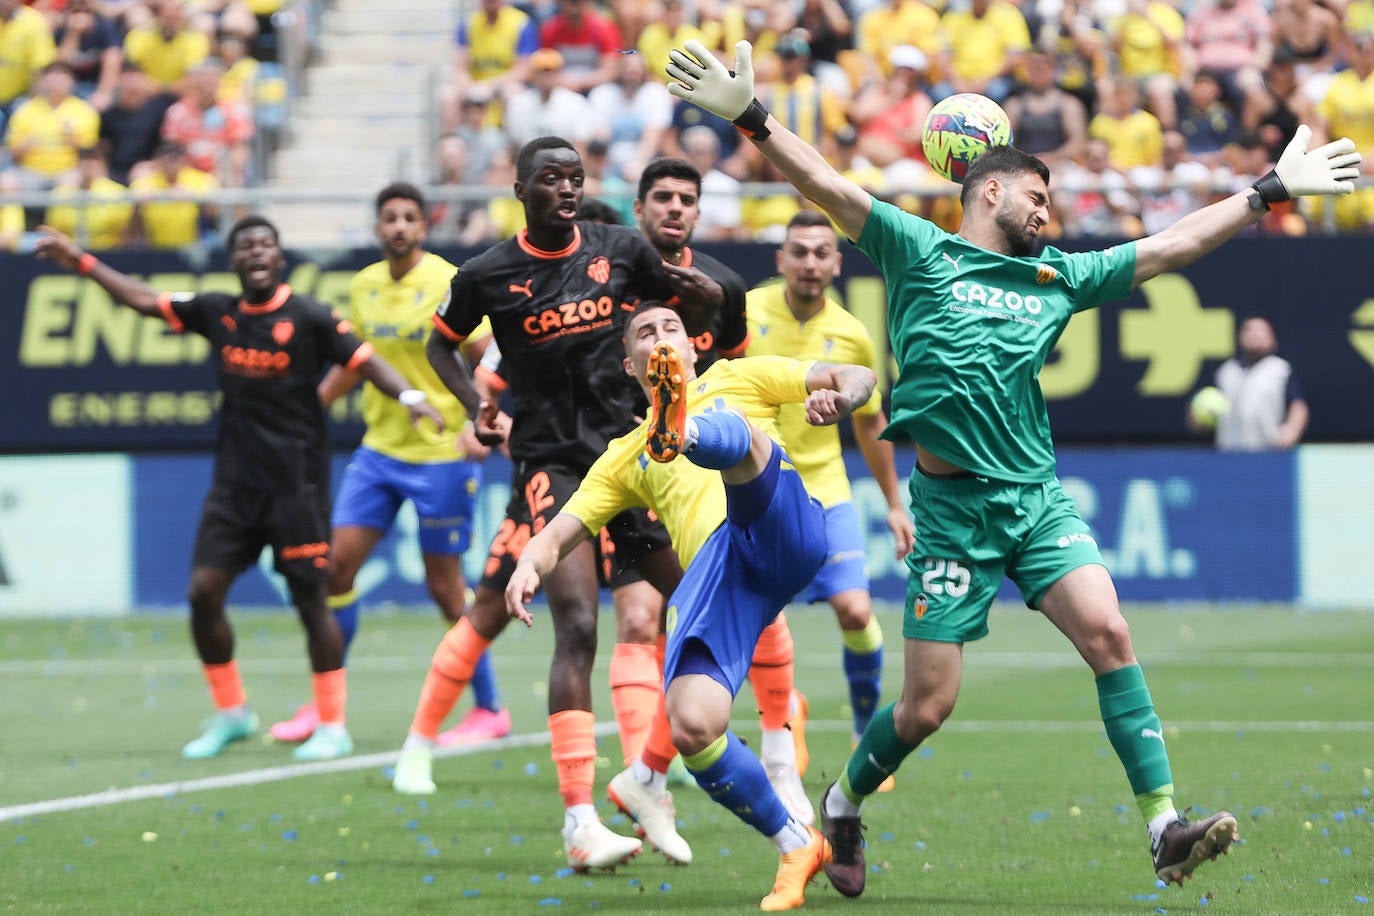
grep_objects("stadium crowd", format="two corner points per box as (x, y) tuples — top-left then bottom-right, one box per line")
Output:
(433, 0), (1374, 241)
(0, 0), (287, 249)
(3, 0), (1372, 249)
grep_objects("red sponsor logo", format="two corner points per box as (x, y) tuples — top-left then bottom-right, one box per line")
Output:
(221, 346), (291, 375)
(272, 320), (295, 345)
(521, 296), (616, 339)
(586, 256), (610, 284)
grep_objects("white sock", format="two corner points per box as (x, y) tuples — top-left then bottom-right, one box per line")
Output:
(1147, 809), (1181, 847)
(630, 759), (666, 791)
(315, 722), (347, 737)
(564, 803), (599, 833)
(823, 782), (861, 819)
(770, 816), (812, 854)
(220, 704), (249, 719)
(760, 728), (795, 765)
(683, 416), (699, 451)
(402, 732), (436, 751)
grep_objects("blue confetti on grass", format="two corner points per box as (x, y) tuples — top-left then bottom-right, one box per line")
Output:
(64, 865), (75, 873)
(1130, 894), (1160, 902)
(719, 848), (731, 856)
(1244, 875), (1254, 881)
(308, 875), (320, 884)
(510, 835), (525, 844)
(462, 890), (480, 897)
(1030, 811), (1051, 822)
(492, 760), (505, 770)
(1335, 812), (1347, 823)
(282, 830), (298, 842)
(555, 868), (575, 878)
(659, 883), (672, 891)
(628, 879), (642, 887)
(427, 848), (440, 857)
(13, 836), (23, 844)
(1154, 879), (1169, 889)
(918, 747), (934, 759)
(423, 875), (435, 884)
(530, 875), (542, 884)
(82, 837), (96, 846)
(1200, 896), (1208, 906)
(914, 841), (926, 850)
(1342, 847), (1352, 856)
(270, 814), (282, 823)
(1114, 805), (1129, 814)
(407, 820), (419, 830)
(214, 811), (225, 821)
(537, 898), (562, 906)
(1320, 878), (1331, 885)
(880, 832), (894, 841)
(1356, 896), (1370, 904)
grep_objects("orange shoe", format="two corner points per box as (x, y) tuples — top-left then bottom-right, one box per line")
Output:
(788, 690), (809, 778)
(760, 826), (831, 911)
(646, 340), (688, 463)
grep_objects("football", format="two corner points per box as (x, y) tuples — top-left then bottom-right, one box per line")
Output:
(1189, 386), (1229, 428)
(921, 93), (1014, 183)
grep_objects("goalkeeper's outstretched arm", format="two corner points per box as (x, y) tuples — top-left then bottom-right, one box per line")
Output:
(666, 40), (873, 241)
(1133, 124), (1360, 287)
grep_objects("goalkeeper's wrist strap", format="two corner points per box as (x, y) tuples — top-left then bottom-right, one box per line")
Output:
(732, 99), (772, 141)
(1252, 169), (1290, 206)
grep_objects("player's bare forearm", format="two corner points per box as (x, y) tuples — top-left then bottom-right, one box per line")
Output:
(425, 328), (482, 417)
(506, 514), (591, 625)
(357, 352), (412, 399)
(750, 118), (872, 241)
(32, 225), (162, 315)
(1132, 192), (1261, 287)
(317, 365), (361, 407)
(804, 363), (877, 426)
(854, 410), (904, 510)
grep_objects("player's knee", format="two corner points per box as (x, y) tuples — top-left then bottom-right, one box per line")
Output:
(425, 577), (467, 619)
(1088, 613), (1135, 669)
(187, 570), (229, 616)
(833, 596), (872, 631)
(893, 695), (952, 744)
(669, 706), (724, 757)
(614, 603), (660, 643)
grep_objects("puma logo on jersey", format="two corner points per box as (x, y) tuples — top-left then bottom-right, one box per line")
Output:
(941, 252), (964, 270)
(1141, 728), (1165, 743)
(508, 279), (534, 298)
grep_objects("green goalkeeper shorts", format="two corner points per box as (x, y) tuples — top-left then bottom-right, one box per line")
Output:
(901, 470), (1106, 643)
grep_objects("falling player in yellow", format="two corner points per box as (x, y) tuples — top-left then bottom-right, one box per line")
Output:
(507, 302), (879, 909)
(746, 210), (914, 781)
(270, 182), (509, 748)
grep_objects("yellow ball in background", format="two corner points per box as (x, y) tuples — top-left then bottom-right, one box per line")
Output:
(1190, 386), (1229, 428)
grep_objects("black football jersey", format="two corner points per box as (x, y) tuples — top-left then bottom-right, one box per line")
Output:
(433, 223), (676, 470)
(160, 284), (370, 491)
(677, 246), (747, 373)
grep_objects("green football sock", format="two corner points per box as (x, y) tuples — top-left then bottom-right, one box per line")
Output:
(1097, 664), (1175, 823)
(842, 703), (917, 801)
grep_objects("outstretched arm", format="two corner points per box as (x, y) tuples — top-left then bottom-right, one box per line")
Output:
(32, 226), (162, 315)
(803, 361), (877, 426)
(505, 513), (592, 626)
(1133, 125), (1360, 287)
(666, 40), (873, 241)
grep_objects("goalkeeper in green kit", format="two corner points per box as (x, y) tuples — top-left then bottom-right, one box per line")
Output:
(664, 39), (1362, 898)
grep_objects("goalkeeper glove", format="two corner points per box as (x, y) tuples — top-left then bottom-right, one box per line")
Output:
(666, 40), (772, 140)
(1252, 124), (1361, 207)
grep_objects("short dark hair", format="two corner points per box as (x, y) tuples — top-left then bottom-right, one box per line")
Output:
(959, 146), (1051, 209)
(637, 157), (701, 202)
(578, 197), (621, 225)
(516, 136), (577, 183)
(375, 181), (425, 214)
(227, 215), (280, 251)
(786, 210), (833, 233)
(622, 300), (676, 353)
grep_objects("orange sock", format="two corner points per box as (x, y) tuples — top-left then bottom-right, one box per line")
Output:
(312, 668), (347, 726)
(609, 642), (661, 764)
(642, 690), (677, 774)
(749, 613), (794, 730)
(549, 709), (596, 808)
(409, 618), (489, 739)
(204, 660), (246, 710)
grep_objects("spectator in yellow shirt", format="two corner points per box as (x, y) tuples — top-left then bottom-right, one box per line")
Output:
(44, 146), (135, 250)
(1108, 0), (1186, 128)
(0, 0), (57, 114)
(1088, 77), (1164, 170)
(5, 62), (101, 186)
(858, 0), (943, 81)
(1310, 32), (1374, 230)
(124, 0), (210, 90)
(639, 0), (718, 81)
(758, 32), (848, 149)
(937, 0), (1031, 103)
(131, 142), (220, 248)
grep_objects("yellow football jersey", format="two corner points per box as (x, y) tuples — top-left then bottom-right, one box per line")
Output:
(349, 253), (491, 463)
(745, 284), (879, 507)
(563, 356), (811, 566)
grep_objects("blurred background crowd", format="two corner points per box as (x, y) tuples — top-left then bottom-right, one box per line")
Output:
(3, 0), (1373, 250)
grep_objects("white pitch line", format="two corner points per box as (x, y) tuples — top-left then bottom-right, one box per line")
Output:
(5, 718), (1372, 824)
(4, 651), (1373, 676)
(0, 722), (619, 823)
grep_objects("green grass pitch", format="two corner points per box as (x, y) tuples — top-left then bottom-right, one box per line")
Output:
(2, 604), (1371, 913)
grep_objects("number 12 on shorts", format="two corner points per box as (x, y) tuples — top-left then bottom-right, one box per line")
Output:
(920, 558), (971, 597)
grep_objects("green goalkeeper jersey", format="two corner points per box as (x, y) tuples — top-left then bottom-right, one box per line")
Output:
(856, 198), (1137, 483)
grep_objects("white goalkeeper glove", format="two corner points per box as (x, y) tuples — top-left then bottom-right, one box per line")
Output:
(666, 40), (772, 140)
(1252, 124), (1362, 206)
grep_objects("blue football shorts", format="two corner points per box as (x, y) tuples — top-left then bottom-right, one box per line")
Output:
(331, 446), (480, 555)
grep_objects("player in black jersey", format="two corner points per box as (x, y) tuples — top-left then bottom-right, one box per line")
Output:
(32, 218), (443, 763)
(393, 136), (722, 872)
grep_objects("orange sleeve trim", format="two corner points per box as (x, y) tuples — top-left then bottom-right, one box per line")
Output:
(430, 312), (469, 343)
(345, 340), (375, 371)
(718, 332), (751, 359)
(475, 364), (507, 394)
(156, 292), (184, 332)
